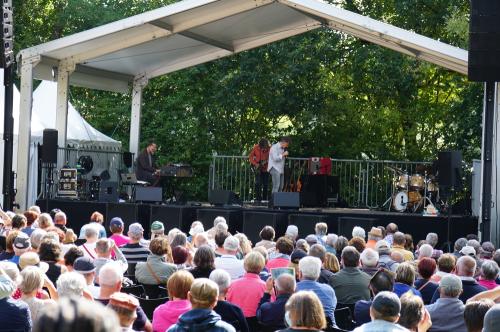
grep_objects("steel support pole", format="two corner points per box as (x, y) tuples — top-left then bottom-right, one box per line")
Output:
(55, 62), (74, 151)
(2, 65), (14, 210)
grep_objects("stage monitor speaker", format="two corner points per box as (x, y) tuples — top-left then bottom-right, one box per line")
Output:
(99, 181), (119, 203)
(272, 192), (300, 209)
(437, 151), (463, 190)
(42, 129), (58, 164)
(208, 190), (241, 206)
(469, 0), (500, 81)
(135, 186), (163, 203)
(123, 152), (133, 168)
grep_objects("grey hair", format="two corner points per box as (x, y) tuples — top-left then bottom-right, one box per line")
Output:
(171, 233), (187, 248)
(326, 234), (338, 247)
(56, 272), (86, 297)
(30, 229), (48, 250)
(209, 269), (231, 294)
(360, 248), (379, 268)
(285, 225), (299, 239)
(352, 226), (366, 239)
(0, 261), (21, 286)
(42, 232), (60, 243)
(28, 205), (41, 214)
(214, 222), (228, 233)
(98, 262), (123, 287)
(95, 238), (112, 255)
(20, 266), (44, 294)
(275, 273), (296, 293)
(481, 260), (500, 281)
(298, 256), (322, 281)
(84, 225), (99, 239)
(454, 238), (467, 251)
(54, 211), (67, 222)
(213, 216), (226, 227)
(426, 233), (438, 248)
(467, 240), (481, 255)
(315, 223), (328, 236)
(419, 244), (433, 258)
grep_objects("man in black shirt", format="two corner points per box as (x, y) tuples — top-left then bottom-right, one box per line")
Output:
(135, 141), (158, 184)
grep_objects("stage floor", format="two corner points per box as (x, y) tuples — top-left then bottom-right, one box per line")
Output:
(37, 199), (478, 248)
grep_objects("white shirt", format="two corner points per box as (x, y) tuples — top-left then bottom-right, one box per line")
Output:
(214, 255), (245, 281)
(267, 142), (286, 174)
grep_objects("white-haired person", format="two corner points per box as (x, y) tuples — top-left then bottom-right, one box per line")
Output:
(96, 262), (152, 332)
(325, 234), (338, 255)
(94, 238), (128, 279)
(360, 248), (379, 276)
(0, 265), (32, 332)
(478, 260), (500, 290)
(308, 244), (334, 284)
(214, 236), (244, 280)
(18, 266), (57, 321)
(296, 256), (337, 327)
(207, 216), (227, 240)
(352, 226), (366, 241)
(78, 225), (99, 259)
(284, 225), (299, 242)
(314, 222), (328, 246)
(167, 278), (236, 332)
(187, 221), (204, 243)
(56, 271), (87, 299)
(210, 269), (249, 332)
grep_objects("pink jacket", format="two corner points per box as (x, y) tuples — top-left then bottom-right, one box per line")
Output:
(152, 299), (191, 332)
(227, 273), (266, 317)
(266, 257), (290, 271)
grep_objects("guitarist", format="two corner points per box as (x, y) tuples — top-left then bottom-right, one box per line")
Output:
(249, 138), (270, 201)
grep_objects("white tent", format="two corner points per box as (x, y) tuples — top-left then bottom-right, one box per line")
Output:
(0, 76), (121, 206)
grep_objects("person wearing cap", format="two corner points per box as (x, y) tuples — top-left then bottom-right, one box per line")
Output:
(366, 227), (383, 249)
(353, 291), (407, 331)
(108, 217), (130, 247)
(121, 223), (150, 263)
(425, 274), (467, 332)
(79, 211), (107, 239)
(73, 256), (100, 298)
(376, 240), (399, 272)
(107, 292), (140, 332)
(430, 256), (487, 304)
(0, 267), (33, 332)
(460, 245), (476, 258)
(94, 238), (128, 278)
(11, 233), (31, 265)
(150, 220), (165, 240)
(214, 236), (244, 281)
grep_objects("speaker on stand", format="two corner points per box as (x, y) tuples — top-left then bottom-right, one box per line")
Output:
(41, 129), (58, 200)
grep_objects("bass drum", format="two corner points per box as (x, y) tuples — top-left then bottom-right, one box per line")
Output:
(408, 191), (422, 210)
(392, 191), (408, 212)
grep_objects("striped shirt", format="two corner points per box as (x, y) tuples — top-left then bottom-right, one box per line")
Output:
(120, 243), (150, 263)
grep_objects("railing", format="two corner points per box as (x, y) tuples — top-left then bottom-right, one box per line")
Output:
(209, 155), (432, 208)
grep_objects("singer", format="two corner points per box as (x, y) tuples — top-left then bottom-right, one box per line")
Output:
(267, 136), (291, 193)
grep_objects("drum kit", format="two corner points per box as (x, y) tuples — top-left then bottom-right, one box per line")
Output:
(383, 165), (440, 214)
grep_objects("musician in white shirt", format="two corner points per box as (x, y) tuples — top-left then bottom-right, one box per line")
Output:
(267, 136), (291, 193)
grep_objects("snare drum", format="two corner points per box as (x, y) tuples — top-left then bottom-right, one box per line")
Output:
(395, 174), (409, 189)
(409, 174), (425, 190)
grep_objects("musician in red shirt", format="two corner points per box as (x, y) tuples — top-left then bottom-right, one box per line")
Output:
(249, 139), (270, 201)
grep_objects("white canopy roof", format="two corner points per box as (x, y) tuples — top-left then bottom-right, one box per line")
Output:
(18, 0), (468, 94)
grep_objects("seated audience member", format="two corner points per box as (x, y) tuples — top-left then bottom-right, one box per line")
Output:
(425, 233), (443, 259)
(172, 246), (190, 269)
(349, 236), (366, 254)
(398, 292), (432, 332)
(366, 227), (383, 249)
(193, 232), (209, 249)
(257, 273), (295, 331)
(73, 257), (100, 298)
(167, 278), (236, 332)
(284, 225), (299, 242)
(56, 271), (87, 299)
(53, 211), (68, 233)
(153, 270), (194, 332)
(121, 223), (151, 263)
(108, 217), (130, 247)
(391, 251), (405, 264)
(277, 291), (326, 332)
(30, 229), (47, 253)
(234, 233), (252, 257)
(376, 240), (399, 272)
(305, 234), (318, 247)
(167, 228), (182, 245)
(418, 244), (434, 260)
(360, 248), (379, 276)
(431, 256), (487, 304)
(392, 232), (414, 262)
(354, 268), (395, 327)
(0, 230), (18, 261)
(453, 238), (468, 258)
(394, 262), (422, 298)
(480, 241), (495, 260)
(464, 299), (495, 332)
(136, 236), (176, 285)
(425, 274), (466, 332)
(296, 239), (310, 253)
(11, 233), (31, 264)
(430, 253), (456, 283)
(335, 236), (348, 261)
(404, 234), (414, 252)
(415, 258), (439, 304)
(11, 214), (28, 232)
(482, 303), (500, 332)
(466, 240), (481, 256)
(252, 246), (270, 281)
(37, 213), (54, 231)
(94, 238), (128, 278)
(207, 216), (228, 240)
(227, 252), (266, 329)
(460, 245), (476, 258)
(325, 234), (338, 254)
(97, 262), (152, 332)
(63, 246), (84, 272)
(478, 260), (499, 290)
(187, 221), (204, 243)
(324, 252), (340, 273)
(35, 296), (120, 332)
(150, 220), (165, 240)
(352, 226), (366, 241)
(289, 249), (307, 280)
(266, 236), (294, 270)
(255, 226), (276, 251)
(79, 211), (106, 239)
(22, 211), (38, 236)
(39, 239), (67, 284)
(353, 291), (407, 332)
(384, 223), (398, 246)
(18, 266), (57, 321)
(308, 244), (334, 284)
(329, 246), (371, 305)
(214, 236), (244, 281)
(210, 269), (249, 332)
(189, 245), (216, 279)
(107, 292), (139, 332)
(315, 222), (328, 246)
(214, 230), (229, 257)
(79, 226), (99, 259)
(297, 256), (337, 326)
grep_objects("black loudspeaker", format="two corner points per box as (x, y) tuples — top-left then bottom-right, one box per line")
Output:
(135, 187), (163, 203)
(300, 175), (340, 207)
(42, 129), (58, 164)
(468, 0), (500, 81)
(437, 151), (463, 189)
(123, 152), (133, 168)
(243, 211), (288, 244)
(99, 181), (119, 203)
(272, 192), (300, 209)
(208, 190), (241, 206)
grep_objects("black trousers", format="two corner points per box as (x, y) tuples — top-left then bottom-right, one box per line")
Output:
(255, 171), (270, 201)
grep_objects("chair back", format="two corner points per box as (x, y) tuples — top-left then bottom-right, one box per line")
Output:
(333, 307), (354, 331)
(141, 283), (167, 299)
(121, 284), (145, 298)
(132, 295), (168, 320)
(127, 262), (137, 276)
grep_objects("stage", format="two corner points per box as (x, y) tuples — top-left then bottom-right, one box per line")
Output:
(37, 199), (478, 248)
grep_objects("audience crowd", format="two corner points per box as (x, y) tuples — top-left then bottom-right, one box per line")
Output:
(0, 207), (500, 332)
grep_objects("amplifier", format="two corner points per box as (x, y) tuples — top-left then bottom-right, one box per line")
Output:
(58, 168), (78, 198)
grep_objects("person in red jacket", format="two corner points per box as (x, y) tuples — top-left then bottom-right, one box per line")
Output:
(249, 138), (270, 201)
